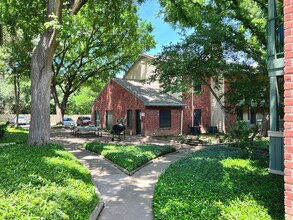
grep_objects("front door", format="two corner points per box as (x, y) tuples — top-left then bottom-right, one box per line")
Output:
(135, 110), (141, 135)
(106, 110), (113, 130)
(194, 109), (201, 126)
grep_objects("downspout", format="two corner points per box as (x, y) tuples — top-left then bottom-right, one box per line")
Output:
(180, 108), (184, 135)
(191, 87), (194, 126)
(222, 80), (226, 133)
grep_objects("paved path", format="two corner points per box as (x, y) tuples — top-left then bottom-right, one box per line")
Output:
(51, 130), (205, 220)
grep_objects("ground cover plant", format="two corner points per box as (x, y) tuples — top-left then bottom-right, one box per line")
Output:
(254, 138), (269, 150)
(153, 146), (284, 220)
(84, 142), (176, 171)
(0, 122), (7, 139)
(0, 144), (98, 219)
(0, 127), (28, 143)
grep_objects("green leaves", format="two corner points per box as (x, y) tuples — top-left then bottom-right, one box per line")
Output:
(157, 0), (270, 112)
(52, 0), (155, 115)
(84, 142), (176, 171)
(0, 123), (7, 139)
(44, 13), (62, 30)
(0, 127), (28, 143)
(153, 147), (284, 219)
(0, 143), (98, 219)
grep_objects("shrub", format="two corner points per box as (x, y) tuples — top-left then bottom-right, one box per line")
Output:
(226, 121), (260, 158)
(0, 123), (7, 139)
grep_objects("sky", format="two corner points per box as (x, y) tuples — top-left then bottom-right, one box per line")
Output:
(138, 0), (182, 55)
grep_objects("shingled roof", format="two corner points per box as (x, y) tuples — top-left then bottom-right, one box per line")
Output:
(112, 78), (186, 107)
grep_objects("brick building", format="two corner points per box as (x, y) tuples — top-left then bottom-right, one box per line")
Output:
(91, 78), (185, 136)
(92, 54), (230, 136)
(284, 0), (293, 218)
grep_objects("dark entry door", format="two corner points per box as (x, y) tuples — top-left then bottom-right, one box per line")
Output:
(106, 110), (113, 130)
(135, 110), (141, 135)
(193, 109), (201, 126)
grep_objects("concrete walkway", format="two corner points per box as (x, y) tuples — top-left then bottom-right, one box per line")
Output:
(51, 130), (205, 220)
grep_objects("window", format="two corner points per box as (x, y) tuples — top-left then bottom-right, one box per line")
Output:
(159, 110), (171, 128)
(127, 110), (132, 129)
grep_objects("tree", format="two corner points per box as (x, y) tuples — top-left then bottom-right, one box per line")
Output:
(0, 0), (149, 145)
(158, 0), (267, 62)
(156, 0), (271, 131)
(150, 16), (249, 131)
(66, 86), (99, 115)
(51, 1), (155, 123)
(7, 38), (31, 126)
(1, 0), (64, 144)
(0, 78), (14, 114)
(0, 30), (31, 118)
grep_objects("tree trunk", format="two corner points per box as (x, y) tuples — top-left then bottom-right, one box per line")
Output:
(207, 83), (234, 132)
(13, 73), (20, 128)
(55, 105), (63, 125)
(51, 77), (63, 124)
(28, 33), (55, 145)
(28, 0), (63, 145)
(51, 77), (70, 125)
(28, 0), (86, 145)
(260, 112), (270, 137)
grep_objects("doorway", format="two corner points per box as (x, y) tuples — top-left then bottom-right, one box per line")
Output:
(193, 109), (202, 126)
(135, 110), (141, 135)
(106, 110), (113, 130)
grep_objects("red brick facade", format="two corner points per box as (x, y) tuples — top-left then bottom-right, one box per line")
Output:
(182, 84), (211, 133)
(91, 77), (233, 137)
(91, 80), (183, 136)
(284, 0), (293, 218)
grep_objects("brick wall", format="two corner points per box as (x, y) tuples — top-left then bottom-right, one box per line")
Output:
(92, 80), (145, 134)
(182, 84), (211, 134)
(92, 80), (182, 136)
(144, 107), (182, 136)
(284, 0), (293, 218)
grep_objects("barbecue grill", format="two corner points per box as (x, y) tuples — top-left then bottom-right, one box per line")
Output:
(111, 119), (126, 141)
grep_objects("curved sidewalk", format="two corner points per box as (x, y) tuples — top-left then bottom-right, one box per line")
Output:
(51, 131), (205, 220)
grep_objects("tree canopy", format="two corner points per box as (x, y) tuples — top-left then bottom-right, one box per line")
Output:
(51, 1), (155, 122)
(0, 0), (153, 145)
(156, 0), (270, 111)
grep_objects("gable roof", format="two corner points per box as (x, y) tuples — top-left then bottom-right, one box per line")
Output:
(112, 78), (186, 107)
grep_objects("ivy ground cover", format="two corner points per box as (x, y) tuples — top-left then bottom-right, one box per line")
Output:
(0, 144), (98, 219)
(0, 127), (28, 144)
(84, 142), (176, 172)
(153, 147), (284, 220)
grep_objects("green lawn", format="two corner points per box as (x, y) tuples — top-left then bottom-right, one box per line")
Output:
(153, 146), (284, 220)
(84, 142), (176, 171)
(0, 143), (98, 219)
(0, 127), (28, 144)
